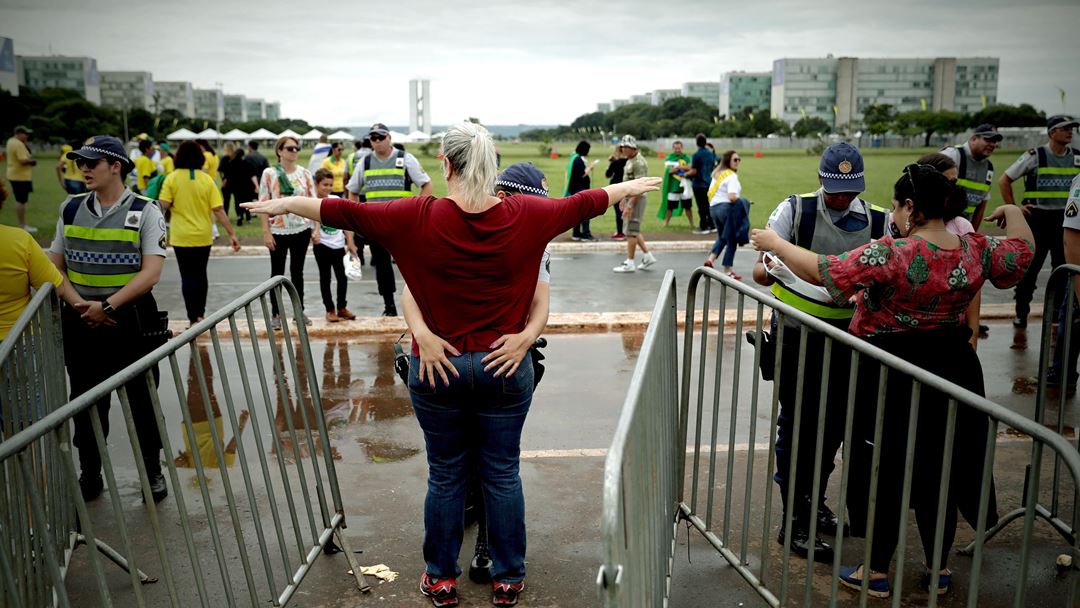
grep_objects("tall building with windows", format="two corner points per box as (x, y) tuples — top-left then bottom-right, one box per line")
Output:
(154, 81), (194, 117)
(597, 102), (612, 113)
(772, 56), (1000, 127)
(245, 98), (265, 121)
(224, 94), (247, 122)
(611, 99), (629, 109)
(100, 71), (154, 112)
(682, 81), (720, 107)
(0, 38), (17, 96)
(17, 54), (101, 104)
(409, 79), (431, 135)
(629, 94), (651, 105)
(193, 88), (224, 123)
(265, 102), (281, 121)
(720, 72), (772, 117)
(651, 89), (682, 105)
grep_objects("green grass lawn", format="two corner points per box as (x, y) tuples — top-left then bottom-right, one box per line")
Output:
(2, 142), (1031, 244)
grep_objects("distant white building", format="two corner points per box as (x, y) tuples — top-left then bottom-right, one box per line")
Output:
(193, 88), (224, 123)
(682, 81), (721, 107)
(224, 94), (247, 122)
(100, 71), (154, 112)
(244, 98), (265, 121)
(154, 81), (195, 117)
(719, 71), (771, 117)
(597, 102), (612, 113)
(265, 101), (281, 121)
(629, 94), (651, 105)
(0, 38), (17, 96)
(409, 79), (431, 135)
(651, 89), (682, 106)
(18, 54), (101, 105)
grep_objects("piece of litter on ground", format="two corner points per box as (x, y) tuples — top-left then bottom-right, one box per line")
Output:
(347, 564), (399, 582)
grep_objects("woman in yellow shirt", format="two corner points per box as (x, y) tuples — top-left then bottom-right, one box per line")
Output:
(0, 225), (85, 341)
(198, 139), (220, 181)
(320, 142), (348, 196)
(56, 142), (87, 194)
(159, 141), (240, 325)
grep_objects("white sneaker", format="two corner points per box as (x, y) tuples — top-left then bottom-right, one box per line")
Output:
(21, 224), (38, 233)
(639, 252), (657, 269)
(613, 259), (637, 273)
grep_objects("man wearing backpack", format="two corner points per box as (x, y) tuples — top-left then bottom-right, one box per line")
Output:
(345, 123), (432, 316)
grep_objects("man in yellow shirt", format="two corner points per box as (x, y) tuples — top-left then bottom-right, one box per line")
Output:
(0, 225), (85, 340)
(56, 142), (88, 195)
(5, 125), (38, 233)
(320, 142), (348, 196)
(159, 142), (174, 175)
(133, 139), (158, 194)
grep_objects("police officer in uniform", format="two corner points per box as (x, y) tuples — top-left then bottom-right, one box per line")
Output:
(46, 136), (170, 503)
(1000, 114), (1080, 328)
(752, 143), (887, 562)
(941, 123), (1001, 230)
(344, 124), (432, 316)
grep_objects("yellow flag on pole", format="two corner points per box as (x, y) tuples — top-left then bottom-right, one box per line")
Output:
(920, 98), (927, 111)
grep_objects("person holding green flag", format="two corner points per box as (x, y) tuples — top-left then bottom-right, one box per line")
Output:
(659, 140), (695, 229)
(565, 140), (599, 240)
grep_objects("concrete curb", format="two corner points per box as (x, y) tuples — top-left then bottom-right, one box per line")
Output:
(168, 303), (1041, 339)
(206, 240), (715, 257)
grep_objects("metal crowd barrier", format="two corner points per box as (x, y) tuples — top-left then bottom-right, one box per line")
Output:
(0, 277), (367, 607)
(597, 270), (681, 607)
(676, 267), (1080, 607)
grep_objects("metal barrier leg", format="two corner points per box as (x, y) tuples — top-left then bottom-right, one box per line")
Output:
(75, 534), (158, 583)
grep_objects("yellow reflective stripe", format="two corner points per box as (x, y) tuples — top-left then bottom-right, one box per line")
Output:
(1029, 192), (1072, 198)
(363, 168), (406, 176)
(770, 283), (854, 319)
(365, 191), (413, 200)
(63, 225), (140, 243)
(1039, 167), (1080, 175)
(66, 269), (137, 287)
(965, 204), (981, 213)
(956, 178), (991, 192)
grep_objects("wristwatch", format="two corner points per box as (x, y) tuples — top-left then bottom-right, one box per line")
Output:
(101, 300), (116, 317)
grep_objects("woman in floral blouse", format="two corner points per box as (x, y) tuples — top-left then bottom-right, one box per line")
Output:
(751, 163), (1034, 599)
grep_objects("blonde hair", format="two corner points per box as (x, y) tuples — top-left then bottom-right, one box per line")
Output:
(441, 123), (497, 211)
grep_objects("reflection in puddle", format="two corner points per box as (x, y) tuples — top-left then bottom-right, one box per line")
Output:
(175, 343), (250, 470)
(357, 438), (421, 463)
(1012, 376), (1038, 395)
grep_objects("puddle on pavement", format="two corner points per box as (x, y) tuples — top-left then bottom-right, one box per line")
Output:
(1013, 376), (1039, 394)
(356, 438), (422, 463)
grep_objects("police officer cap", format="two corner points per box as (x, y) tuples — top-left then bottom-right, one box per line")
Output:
(1047, 115), (1079, 132)
(818, 142), (865, 194)
(495, 162), (548, 197)
(67, 135), (135, 172)
(972, 123), (1003, 142)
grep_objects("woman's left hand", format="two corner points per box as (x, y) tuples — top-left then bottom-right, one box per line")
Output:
(482, 333), (534, 377)
(242, 197), (290, 216)
(750, 228), (780, 252)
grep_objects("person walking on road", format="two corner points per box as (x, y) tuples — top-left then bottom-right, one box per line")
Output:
(689, 133), (717, 233)
(259, 135), (318, 329)
(1000, 114), (1080, 328)
(613, 135), (658, 273)
(312, 168), (357, 323)
(225, 145), (258, 226)
(704, 149), (747, 279)
(940, 124), (1001, 230)
(46, 135), (171, 504)
(345, 123), (432, 316)
(5, 125), (38, 232)
(751, 164), (1034, 599)
(751, 143), (888, 564)
(566, 140), (599, 241)
(659, 140), (695, 229)
(604, 144), (627, 240)
(321, 142), (348, 197)
(158, 141), (241, 326)
(243, 122), (660, 608)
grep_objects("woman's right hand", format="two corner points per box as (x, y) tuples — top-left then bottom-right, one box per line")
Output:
(262, 232), (276, 252)
(622, 177), (662, 197)
(413, 330), (461, 388)
(242, 197), (290, 216)
(986, 204), (1022, 227)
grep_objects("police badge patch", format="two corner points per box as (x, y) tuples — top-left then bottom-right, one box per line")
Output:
(1067, 201), (1078, 218)
(125, 210), (142, 227)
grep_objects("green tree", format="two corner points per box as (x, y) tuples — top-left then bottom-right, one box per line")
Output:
(970, 103), (1045, 128)
(862, 104), (896, 135)
(895, 110), (966, 147)
(793, 116), (831, 137)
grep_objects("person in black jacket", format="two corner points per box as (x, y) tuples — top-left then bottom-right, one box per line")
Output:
(604, 144), (628, 240)
(567, 140), (598, 241)
(225, 147), (258, 225)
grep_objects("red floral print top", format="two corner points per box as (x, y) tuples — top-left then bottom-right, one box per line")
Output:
(818, 234), (1034, 338)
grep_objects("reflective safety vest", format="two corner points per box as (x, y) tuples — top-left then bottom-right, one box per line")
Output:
(770, 192), (887, 324)
(61, 191), (152, 299)
(952, 144), (994, 218)
(1023, 145), (1080, 210)
(361, 150), (413, 202)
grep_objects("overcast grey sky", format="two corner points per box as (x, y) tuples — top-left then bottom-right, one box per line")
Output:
(2, 0), (1078, 127)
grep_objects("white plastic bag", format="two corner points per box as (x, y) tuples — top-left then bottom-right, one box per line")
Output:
(762, 251), (833, 304)
(345, 252), (363, 281)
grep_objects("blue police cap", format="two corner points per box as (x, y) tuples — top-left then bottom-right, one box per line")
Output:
(495, 162), (548, 197)
(67, 135), (135, 172)
(818, 142), (865, 194)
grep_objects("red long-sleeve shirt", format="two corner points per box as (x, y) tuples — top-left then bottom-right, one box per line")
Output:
(320, 189), (610, 353)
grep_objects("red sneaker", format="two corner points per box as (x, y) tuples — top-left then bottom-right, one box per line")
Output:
(420, 573), (458, 607)
(492, 580), (525, 607)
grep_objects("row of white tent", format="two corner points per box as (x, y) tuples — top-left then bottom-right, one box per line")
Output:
(165, 127), (437, 143)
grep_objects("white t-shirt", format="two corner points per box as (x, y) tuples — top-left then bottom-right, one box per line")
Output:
(709, 172), (741, 206)
(318, 224), (347, 249)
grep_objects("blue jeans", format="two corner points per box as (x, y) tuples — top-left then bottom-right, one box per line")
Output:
(709, 204), (737, 267)
(408, 352), (534, 582)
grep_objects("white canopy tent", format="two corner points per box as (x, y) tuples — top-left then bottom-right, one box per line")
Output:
(166, 128), (198, 141)
(248, 128), (278, 140)
(301, 129), (323, 141)
(406, 130), (431, 142)
(328, 130), (355, 141)
(388, 130), (411, 142)
(196, 128), (221, 140)
(278, 128), (302, 139)
(222, 128), (249, 140)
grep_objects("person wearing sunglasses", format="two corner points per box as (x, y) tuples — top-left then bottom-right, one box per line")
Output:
(751, 163), (1034, 599)
(344, 123), (432, 317)
(258, 135), (318, 329)
(703, 149), (746, 278)
(45, 135), (171, 504)
(750, 143), (889, 564)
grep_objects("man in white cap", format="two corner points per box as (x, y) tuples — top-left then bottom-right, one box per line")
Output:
(612, 135), (658, 273)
